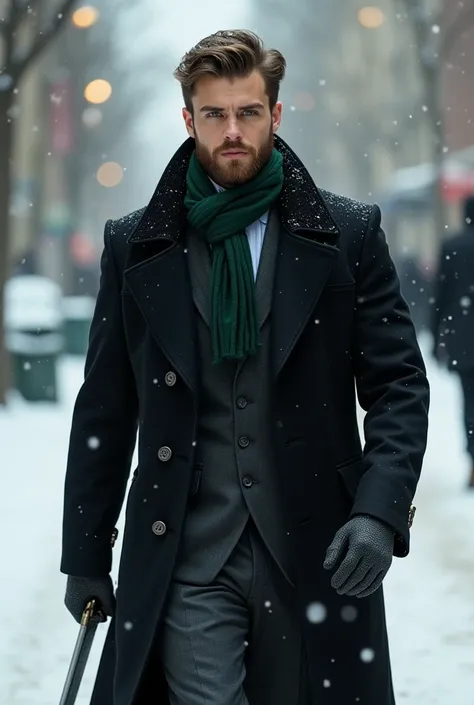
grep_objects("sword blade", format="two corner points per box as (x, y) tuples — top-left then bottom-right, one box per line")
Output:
(59, 600), (101, 705)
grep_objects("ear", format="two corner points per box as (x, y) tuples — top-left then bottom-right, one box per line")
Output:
(182, 107), (195, 138)
(272, 101), (282, 133)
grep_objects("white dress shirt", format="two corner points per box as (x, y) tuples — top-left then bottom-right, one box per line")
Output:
(211, 180), (268, 281)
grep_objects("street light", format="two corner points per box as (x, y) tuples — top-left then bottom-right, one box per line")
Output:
(357, 7), (384, 29)
(84, 79), (112, 104)
(97, 162), (124, 187)
(72, 6), (99, 29)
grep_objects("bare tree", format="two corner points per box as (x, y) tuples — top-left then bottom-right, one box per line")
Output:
(0, 0), (76, 404)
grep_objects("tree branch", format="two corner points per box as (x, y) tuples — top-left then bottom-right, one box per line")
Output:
(443, 0), (474, 58)
(3, 0), (24, 70)
(11, 0), (76, 82)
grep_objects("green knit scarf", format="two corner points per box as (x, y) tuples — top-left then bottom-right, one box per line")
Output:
(184, 148), (284, 364)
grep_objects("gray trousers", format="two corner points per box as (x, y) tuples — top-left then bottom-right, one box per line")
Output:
(160, 520), (310, 705)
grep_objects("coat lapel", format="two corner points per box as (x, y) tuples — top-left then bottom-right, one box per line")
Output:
(271, 228), (339, 377)
(255, 208), (279, 329)
(269, 138), (341, 377)
(185, 225), (212, 327)
(123, 243), (199, 397)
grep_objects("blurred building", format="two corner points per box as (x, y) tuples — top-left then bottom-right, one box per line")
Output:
(9, 30), (47, 273)
(443, 0), (474, 156)
(9, 3), (142, 295)
(384, 1), (474, 253)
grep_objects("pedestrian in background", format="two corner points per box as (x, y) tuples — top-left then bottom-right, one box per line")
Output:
(432, 194), (474, 489)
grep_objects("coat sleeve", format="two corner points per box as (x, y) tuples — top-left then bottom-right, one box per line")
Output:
(350, 205), (429, 557)
(60, 220), (138, 577)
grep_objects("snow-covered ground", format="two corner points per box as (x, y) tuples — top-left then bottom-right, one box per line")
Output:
(0, 333), (473, 705)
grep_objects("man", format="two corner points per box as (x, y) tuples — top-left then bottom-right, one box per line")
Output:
(61, 29), (429, 705)
(432, 194), (474, 489)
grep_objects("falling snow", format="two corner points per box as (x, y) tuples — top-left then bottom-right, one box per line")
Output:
(360, 648), (375, 663)
(87, 436), (100, 450)
(306, 602), (327, 624)
(341, 605), (358, 623)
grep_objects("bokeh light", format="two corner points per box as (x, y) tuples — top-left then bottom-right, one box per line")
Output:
(84, 79), (112, 105)
(96, 161), (124, 187)
(72, 6), (99, 29)
(357, 7), (384, 29)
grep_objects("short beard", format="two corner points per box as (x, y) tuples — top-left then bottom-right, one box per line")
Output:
(194, 127), (274, 188)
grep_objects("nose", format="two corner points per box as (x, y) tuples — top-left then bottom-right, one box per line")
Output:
(224, 116), (243, 143)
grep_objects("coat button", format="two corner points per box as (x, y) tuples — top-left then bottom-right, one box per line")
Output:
(152, 520), (167, 536)
(236, 397), (248, 409)
(242, 476), (254, 488)
(158, 446), (172, 462)
(165, 371), (177, 387)
(238, 436), (250, 449)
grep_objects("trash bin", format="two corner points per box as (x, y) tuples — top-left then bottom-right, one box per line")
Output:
(4, 276), (63, 402)
(62, 296), (95, 355)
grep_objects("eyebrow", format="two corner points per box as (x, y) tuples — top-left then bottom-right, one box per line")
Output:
(199, 102), (265, 112)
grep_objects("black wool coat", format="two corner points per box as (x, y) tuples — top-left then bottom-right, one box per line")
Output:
(61, 135), (429, 705)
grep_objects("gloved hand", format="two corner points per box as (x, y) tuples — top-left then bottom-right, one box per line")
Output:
(323, 515), (395, 598)
(65, 575), (115, 623)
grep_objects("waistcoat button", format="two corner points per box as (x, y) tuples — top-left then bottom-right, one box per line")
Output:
(152, 520), (167, 536)
(236, 397), (248, 409)
(165, 371), (177, 387)
(158, 446), (172, 462)
(238, 436), (250, 449)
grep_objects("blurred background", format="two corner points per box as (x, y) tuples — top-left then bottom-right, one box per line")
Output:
(0, 1), (473, 704)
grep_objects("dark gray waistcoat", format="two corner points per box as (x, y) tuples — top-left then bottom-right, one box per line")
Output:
(172, 210), (294, 586)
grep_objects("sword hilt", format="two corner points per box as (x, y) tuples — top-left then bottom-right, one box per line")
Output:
(80, 599), (97, 627)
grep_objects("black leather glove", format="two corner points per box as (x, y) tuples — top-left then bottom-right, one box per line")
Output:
(323, 515), (395, 598)
(65, 575), (115, 623)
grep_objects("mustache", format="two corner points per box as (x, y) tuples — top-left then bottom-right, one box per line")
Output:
(215, 143), (255, 155)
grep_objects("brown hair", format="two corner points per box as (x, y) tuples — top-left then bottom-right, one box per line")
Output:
(173, 30), (286, 113)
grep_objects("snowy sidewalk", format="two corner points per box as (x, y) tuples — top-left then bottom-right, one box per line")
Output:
(0, 342), (473, 704)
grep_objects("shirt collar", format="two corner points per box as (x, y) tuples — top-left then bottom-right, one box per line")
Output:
(210, 178), (268, 225)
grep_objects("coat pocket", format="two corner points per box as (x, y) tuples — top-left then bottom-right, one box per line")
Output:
(336, 455), (365, 500)
(188, 464), (203, 498)
(324, 281), (355, 292)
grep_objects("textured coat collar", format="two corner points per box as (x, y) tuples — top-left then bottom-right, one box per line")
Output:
(127, 135), (340, 245)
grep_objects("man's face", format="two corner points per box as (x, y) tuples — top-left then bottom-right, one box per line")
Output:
(182, 70), (282, 188)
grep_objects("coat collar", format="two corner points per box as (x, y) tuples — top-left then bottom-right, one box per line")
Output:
(123, 136), (342, 395)
(127, 135), (340, 245)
